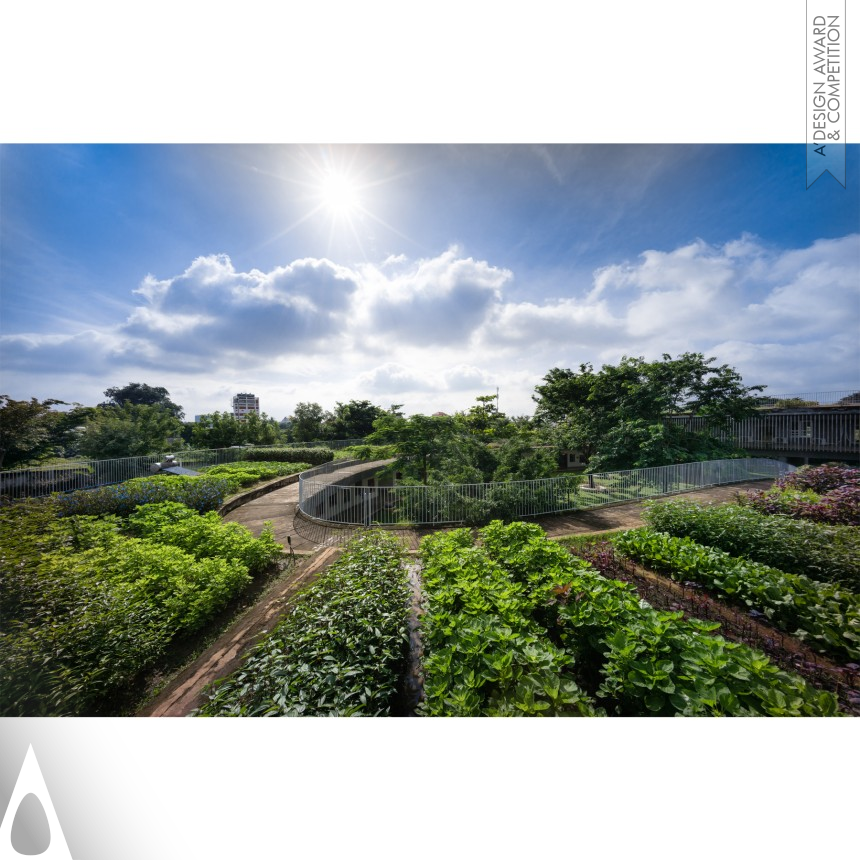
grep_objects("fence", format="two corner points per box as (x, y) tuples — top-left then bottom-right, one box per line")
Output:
(668, 410), (860, 456)
(298, 457), (793, 527)
(0, 440), (359, 500)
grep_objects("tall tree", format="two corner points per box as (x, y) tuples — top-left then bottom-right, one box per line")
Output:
(0, 396), (65, 469)
(368, 412), (456, 483)
(289, 402), (332, 443)
(100, 383), (184, 419)
(77, 403), (184, 459)
(324, 400), (386, 440)
(533, 353), (764, 471)
(191, 411), (281, 449)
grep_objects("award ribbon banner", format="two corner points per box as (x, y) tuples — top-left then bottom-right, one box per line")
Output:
(807, 0), (847, 187)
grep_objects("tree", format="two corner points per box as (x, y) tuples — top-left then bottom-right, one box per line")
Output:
(77, 403), (184, 459)
(289, 402), (332, 443)
(100, 383), (184, 419)
(455, 394), (517, 440)
(190, 411), (281, 449)
(533, 353), (764, 471)
(368, 412), (457, 484)
(324, 400), (386, 440)
(0, 396), (66, 469)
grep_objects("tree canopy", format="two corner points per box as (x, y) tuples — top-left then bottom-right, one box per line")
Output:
(190, 411), (281, 449)
(533, 353), (764, 471)
(100, 383), (184, 419)
(0, 396), (66, 469)
(77, 403), (185, 459)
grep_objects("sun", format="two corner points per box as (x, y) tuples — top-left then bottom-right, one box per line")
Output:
(320, 170), (360, 217)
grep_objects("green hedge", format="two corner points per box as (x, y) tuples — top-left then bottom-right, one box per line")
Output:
(201, 461), (310, 487)
(239, 447), (333, 466)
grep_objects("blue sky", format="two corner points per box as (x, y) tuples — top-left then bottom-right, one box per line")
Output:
(2, 143), (858, 418)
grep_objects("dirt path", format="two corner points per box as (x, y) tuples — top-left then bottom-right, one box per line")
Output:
(138, 478), (776, 717)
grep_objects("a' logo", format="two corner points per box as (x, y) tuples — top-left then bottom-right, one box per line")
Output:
(0, 746), (73, 859)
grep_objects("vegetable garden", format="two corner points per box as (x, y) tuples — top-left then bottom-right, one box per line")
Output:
(3, 462), (856, 717)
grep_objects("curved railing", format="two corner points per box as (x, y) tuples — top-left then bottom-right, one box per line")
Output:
(297, 457), (793, 527)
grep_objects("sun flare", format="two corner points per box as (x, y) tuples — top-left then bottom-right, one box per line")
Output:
(320, 171), (360, 216)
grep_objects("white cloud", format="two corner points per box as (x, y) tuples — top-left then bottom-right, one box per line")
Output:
(4, 235), (858, 416)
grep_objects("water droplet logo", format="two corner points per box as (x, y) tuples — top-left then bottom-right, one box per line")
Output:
(0, 746), (73, 859)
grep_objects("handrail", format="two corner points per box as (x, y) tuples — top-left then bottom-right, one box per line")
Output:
(296, 457), (793, 527)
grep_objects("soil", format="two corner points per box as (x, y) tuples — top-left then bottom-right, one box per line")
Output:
(138, 477), (857, 716)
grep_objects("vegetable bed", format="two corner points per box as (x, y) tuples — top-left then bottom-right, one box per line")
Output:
(418, 521), (838, 716)
(196, 531), (411, 717)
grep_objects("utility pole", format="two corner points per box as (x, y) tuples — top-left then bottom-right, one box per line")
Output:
(496, 387), (500, 414)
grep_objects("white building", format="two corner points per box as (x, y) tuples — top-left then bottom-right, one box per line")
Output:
(232, 392), (260, 419)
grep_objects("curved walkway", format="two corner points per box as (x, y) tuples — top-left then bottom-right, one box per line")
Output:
(139, 476), (775, 716)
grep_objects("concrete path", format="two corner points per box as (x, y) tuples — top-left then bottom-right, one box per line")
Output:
(221, 459), (434, 551)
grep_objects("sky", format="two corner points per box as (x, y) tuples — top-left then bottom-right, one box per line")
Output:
(2, 143), (858, 420)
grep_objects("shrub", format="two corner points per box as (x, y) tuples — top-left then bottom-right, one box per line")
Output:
(53, 475), (235, 517)
(240, 447), (333, 466)
(777, 463), (860, 494)
(201, 461), (310, 487)
(0, 502), (267, 715)
(126, 502), (283, 574)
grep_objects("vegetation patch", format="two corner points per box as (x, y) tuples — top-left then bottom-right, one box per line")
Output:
(420, 521), (838, 716)
(196, 531), (410, 717)
(0, 501), (282, 716)
(613, 528), (860, 663)
(738, 464), (860, 526)
(643, 499), (860, 589)
(52, 474), (235, 517)
(201, 460), (310, 488)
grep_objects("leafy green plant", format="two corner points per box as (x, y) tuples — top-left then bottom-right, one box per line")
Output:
(613, 528), (860, 662)
(420, 521), (839, 717)
(0, 500), (278, 716)
(201, 460), (310, 487)
(196, 531), (410, 717)
(643, 500), (860, 589)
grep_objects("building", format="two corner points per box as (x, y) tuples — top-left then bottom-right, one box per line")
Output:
(232, 392), (260, 420)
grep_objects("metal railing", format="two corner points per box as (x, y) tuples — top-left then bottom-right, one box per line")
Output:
(668, 411), (860, 455)
(298, 457), (792, 527)
(0, 443), (350, 500)
(753, 390), (859, 406)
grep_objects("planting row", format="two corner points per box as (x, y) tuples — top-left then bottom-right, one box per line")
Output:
(0, 500), (282, 716)
(196, 531), (411, 716)
(419, 522), (838, 716)
(643, 500), (860, 589)
(613, 528), (860, 663)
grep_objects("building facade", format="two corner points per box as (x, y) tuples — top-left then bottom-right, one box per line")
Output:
(232, 392), (260, 420)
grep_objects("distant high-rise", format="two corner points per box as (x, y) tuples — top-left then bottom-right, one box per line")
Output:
(232, 392), (260, 419)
